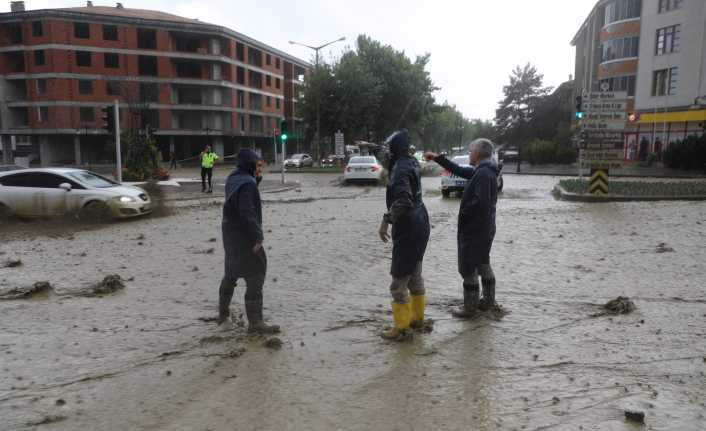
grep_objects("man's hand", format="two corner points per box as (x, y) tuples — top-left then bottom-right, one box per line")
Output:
(252, 241), (263, 253)
(378, 220), (390, 243)
(424, 152), (439, 162)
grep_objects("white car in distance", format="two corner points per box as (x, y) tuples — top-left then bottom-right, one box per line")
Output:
(0, 168), (152, 220)
(343, 156), (383, 185)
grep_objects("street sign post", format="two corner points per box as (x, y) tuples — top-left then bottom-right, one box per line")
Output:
(334, 130), (344, 157)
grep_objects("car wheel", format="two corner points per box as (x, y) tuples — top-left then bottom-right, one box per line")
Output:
(79, 201), (111, 222)
(441, 189), (450, 198)
(0, 203), (12, 221)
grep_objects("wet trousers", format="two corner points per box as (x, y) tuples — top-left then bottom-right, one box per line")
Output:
(463, 264), (495, 289)
(201, 167), (213, 191)
(219, 273), (265, 312)
(389, 261), (425, 304)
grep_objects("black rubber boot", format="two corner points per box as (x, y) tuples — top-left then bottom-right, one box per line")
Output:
(245, 300), (280, 334)
(451, 284), (479, 319)
(479, 279), (496, 311)
(217, 279), (235, 324)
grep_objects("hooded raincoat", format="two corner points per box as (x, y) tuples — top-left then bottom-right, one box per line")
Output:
(384, 130), (430, 278)
(222, 149), (267, 279)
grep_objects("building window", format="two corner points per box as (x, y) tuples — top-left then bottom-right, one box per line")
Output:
(275, 57), (280, 69)
(266, 96), (271, 107)
(80, 107), (94, 122)
(249, 71), (263, 89)
(656, 25), (680, 55)
(250, 115), (262, 133)
(139, 83), (159, 103)
(106, 81), (121, 96)
(137, 28), (157, 49)
(34, 50), (45, 66)
(266, 54), (271, 65)
(239, 115), (246, 131)
(276, 98), (280, 109)
(78, 79), (93, 95)
(601, 36), (639, 62)
(37, 107), (48, 123)
(250, 93), (263, 110)
(36, 79), (47, 95)
(276, 78), (281, 89)
(237, 66), (245, 85)
(74, 22), (90, 39)
(32, 21), (43, 37)
(104, 52), (120, 68)
(138, 55), (158, 76)
(237, 90), (245, 108)
(652, 67), (678, 96)
(266, 75), (271, 87)
(76, 51), (91, 67)
(658, 0), (682, 13)
(103, 25), (118, 41)
(604, 0), (642, 25)
(236, 43), (244, 61)
(598, 75), (636, 96)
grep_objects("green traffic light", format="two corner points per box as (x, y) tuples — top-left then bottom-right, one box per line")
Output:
(575, 112), (583, 119)
(281, 134), (288, 141)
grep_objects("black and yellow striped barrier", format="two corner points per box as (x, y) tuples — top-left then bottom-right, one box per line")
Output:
(589, 169), (609, 195)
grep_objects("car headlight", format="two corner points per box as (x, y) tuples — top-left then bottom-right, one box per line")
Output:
(117, 196), (135, 203)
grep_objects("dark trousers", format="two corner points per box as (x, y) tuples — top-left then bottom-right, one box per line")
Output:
(170, 159), (177, 169)
(219, 273), (265, 316)
(201, 167), (213, 191)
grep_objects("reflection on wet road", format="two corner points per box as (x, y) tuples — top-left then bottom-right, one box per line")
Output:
(1, 173), (705, 430)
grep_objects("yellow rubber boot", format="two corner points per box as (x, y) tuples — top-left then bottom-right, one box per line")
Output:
(382, 302), (412, 340)
(409, 294), (426, 329)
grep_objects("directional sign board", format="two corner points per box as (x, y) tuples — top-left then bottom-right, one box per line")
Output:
(334, 130), (344, 157)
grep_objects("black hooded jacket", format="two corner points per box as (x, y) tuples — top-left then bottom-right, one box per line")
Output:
(384, 130), (430, 278)
(222, 149), (266, 278)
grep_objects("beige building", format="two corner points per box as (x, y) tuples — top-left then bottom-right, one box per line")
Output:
(572, 0), (706, 160)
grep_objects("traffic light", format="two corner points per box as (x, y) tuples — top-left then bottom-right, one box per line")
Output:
(575, 96), (583, 120)
(101, 105), (115, 134)
(280, 119), (288, 141)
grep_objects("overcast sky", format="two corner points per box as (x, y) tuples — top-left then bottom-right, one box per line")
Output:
(5, 0), (599, 120)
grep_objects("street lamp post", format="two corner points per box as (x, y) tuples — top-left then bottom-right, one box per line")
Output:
(289, 36), (345, 164)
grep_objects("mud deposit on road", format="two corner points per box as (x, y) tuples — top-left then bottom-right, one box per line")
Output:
(1, 173), (705, 430)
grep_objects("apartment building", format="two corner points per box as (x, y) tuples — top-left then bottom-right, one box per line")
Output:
(0, 1), (309, 166)
(572, 0), (706, 159)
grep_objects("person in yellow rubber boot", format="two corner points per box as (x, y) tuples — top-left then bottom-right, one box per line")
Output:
(378, 130), (431, 340)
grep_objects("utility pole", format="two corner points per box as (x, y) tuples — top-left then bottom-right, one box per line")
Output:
(114, 100), (122, 182)
(289, 37), (346, 164)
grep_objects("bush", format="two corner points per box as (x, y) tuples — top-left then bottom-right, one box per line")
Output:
(663, 133), (706, 171)
(121, 130), (160, 181)
(524, 139), (576, 165)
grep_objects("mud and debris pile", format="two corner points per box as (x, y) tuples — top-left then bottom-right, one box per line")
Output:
(78, 275), (126, 296)
(604, 296), (636, 315)
(655, 242), (675, 253)
(1, 258), (22, 268)
(0, 281), (53, 300)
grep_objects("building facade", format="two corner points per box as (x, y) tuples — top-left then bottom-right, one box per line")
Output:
(572, 0), (706, 160)
(0, 1), (309, 166)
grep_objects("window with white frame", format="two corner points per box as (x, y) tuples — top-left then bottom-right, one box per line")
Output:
(658, 0), (683, 13)
(655, 24), (680, 55)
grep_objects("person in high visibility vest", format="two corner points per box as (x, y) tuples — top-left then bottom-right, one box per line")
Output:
(200, 145), (219, 193)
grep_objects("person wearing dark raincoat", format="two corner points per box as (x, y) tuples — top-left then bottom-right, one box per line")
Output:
(217, 149), (279, 334)
(378, 129), (431, 339)
(425, 138), (499, 318)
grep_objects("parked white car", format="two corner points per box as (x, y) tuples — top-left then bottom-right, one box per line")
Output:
(0, 168), (152, 219)
(440, 154), (504, 197)
(343, 156), (383, 185)
(284, 154), (314, 169)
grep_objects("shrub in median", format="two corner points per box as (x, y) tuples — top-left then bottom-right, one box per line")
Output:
(559, 179), (706, 196)
(662, 133), (706, 171)
(524, 139), (576, 165)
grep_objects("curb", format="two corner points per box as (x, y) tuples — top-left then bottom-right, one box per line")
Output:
(553, 185), (706, 202)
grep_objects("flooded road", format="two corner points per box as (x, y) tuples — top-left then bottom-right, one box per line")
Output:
(1, 173), (705, 430)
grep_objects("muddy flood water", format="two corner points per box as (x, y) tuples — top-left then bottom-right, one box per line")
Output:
(1, 173), (705, 431)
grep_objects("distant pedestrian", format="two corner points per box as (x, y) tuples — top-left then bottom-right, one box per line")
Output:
(639, 137), (649, 161)
(425, 138), (500, 318)
(200, 145), (219, 193)
(217, 149), (279, 334)
(378, 130), (430, 340)
(169, 151), (177, 170)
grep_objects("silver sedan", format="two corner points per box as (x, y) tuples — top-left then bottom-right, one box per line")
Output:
(0, 168), (152, 219)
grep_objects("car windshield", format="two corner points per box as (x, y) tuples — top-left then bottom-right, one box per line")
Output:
(291, 154), (304, 159)
(349, 157), (376, 164)
(453, 156), (470, 165)
(67, 171), (119, 188)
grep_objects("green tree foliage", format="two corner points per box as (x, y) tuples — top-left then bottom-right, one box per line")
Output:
(524, 139), (576, 165)
(662, 133), (706, 170)
(418, 103), (495, 153)
(122, 130), (161, 181)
